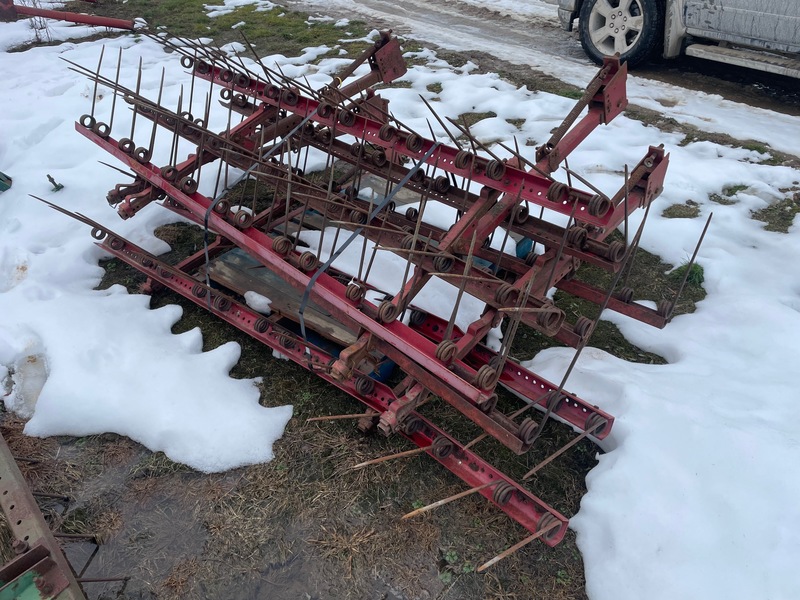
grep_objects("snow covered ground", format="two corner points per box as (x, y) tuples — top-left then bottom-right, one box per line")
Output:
(2, 5), (800, 600)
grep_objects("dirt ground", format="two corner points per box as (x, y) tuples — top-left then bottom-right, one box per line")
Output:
(0, 2), (718, 599)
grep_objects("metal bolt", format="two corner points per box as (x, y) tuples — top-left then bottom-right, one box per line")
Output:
(11, 538), (29, 554)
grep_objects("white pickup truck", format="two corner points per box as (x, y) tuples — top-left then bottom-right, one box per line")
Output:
(557, 0), (800, 78)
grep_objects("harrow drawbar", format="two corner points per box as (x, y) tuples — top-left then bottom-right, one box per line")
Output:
(41, 29), (692, 566)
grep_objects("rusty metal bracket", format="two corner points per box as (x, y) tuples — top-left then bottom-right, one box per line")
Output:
(0, 433), (85, 600)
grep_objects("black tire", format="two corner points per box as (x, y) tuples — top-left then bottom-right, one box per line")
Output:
(578, 0), (663, 68)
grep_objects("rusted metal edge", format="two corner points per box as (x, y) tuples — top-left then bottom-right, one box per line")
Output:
(0, 432), (85, 599)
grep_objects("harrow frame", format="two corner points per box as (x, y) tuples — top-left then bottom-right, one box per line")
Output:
(43, 29), (684, 559)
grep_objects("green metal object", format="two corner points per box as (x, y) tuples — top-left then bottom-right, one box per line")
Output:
(0, 171), (11, 193)
(46, 175), (63, 192)
(0, 570), (50, 600)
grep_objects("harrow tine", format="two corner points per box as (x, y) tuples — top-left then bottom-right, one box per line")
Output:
(401, 480), (502, 519)
(419, 95), (461, 148)
(522, 418), (604, 480)
(77, 545), (100, 579)
(447, 115), (504, 163)
(476, 519), (562, 572)
(187, 46), (199, 117)
(444, 230), (478, 342)
(145, 68), (167, 157)
(240, 31), (279, 86)
(511, 136), (530, 169)
(108, 47), (123, 131)
(564, 156), (573, 188)
(130, 57), (143, 140)
(307, 412), (379, 423)
(621, 186), (656, 289)
(501, 135), (553, 181)
(668, 212), (712, 320)
(28, 196), (109, 234)
(97, 160), (135, 179)
(562, 165), (610, 202)
(172, 88), (184, 166)
(350, 444), (433, 470)
(542, 192), (582, 292)
(623, 164), (630, 247)
(89, 45), (105, 120)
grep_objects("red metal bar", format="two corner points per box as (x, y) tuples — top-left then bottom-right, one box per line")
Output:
(11, 3), (135, 30)
(556, 278), (668, 328)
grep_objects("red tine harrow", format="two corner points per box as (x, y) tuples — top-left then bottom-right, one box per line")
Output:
(40, 30), (687, 567)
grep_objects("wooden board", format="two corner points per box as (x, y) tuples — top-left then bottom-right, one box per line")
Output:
(204, 248), (358, 346)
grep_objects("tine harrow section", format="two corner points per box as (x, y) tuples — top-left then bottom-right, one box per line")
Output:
(62, 32), (670, 550)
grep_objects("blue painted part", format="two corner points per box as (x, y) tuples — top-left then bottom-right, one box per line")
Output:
(279, 319), (396, 383)
(516, 237), (533, 258)
(0, 171), (11, 193)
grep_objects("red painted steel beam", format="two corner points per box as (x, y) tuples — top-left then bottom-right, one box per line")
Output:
(10, 2), (136, 30)
(556, 278), (668, 328)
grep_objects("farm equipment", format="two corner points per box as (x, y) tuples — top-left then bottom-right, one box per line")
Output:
(0, 0), (136, 31)
(40, 30), (692, 567)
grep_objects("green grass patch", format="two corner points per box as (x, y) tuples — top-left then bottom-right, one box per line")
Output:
(662, 201), (701, 219)
(75, 0), (373, 59)
(709, 194), (737, 205)
(669, 262), (704, 287)
(709, 184), (747, 205)
(426, 82), (443, 94)
(455, 111), (497, 128)
(751, 195), (800, 233)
